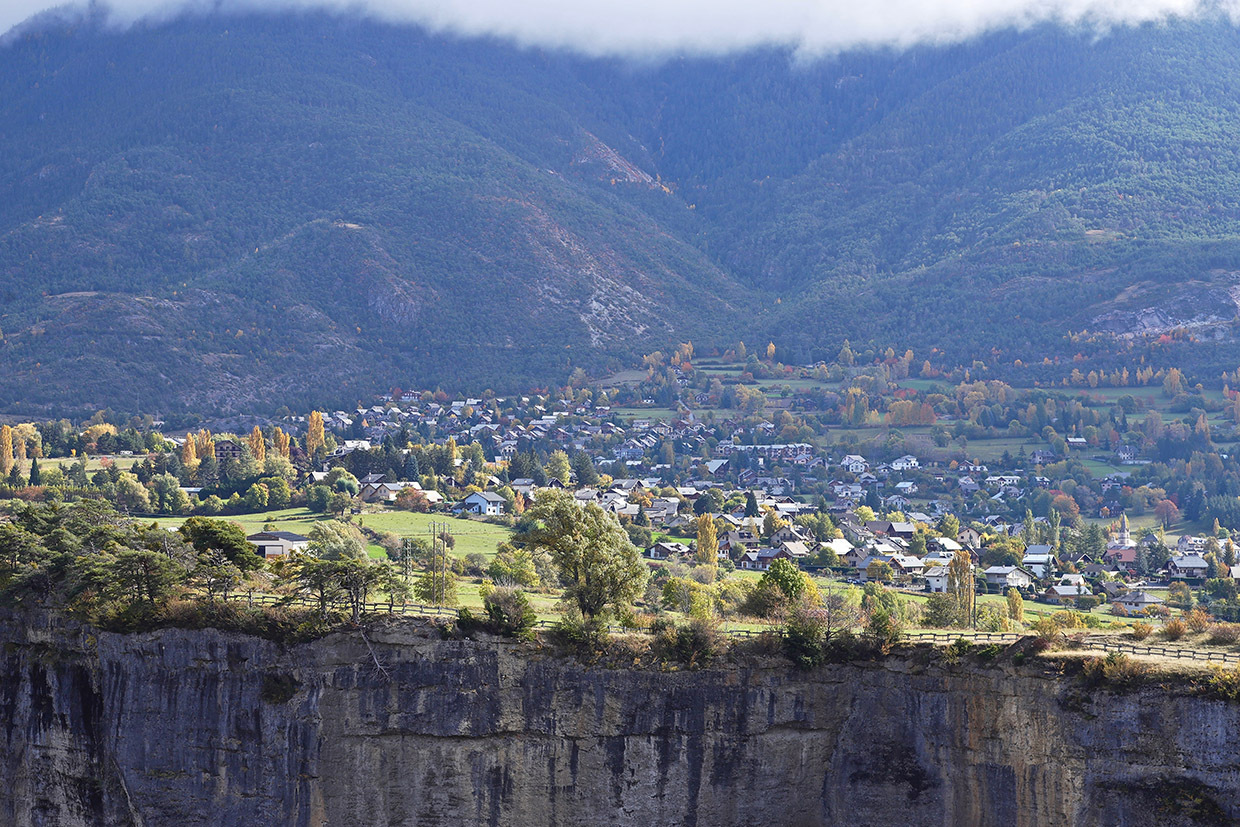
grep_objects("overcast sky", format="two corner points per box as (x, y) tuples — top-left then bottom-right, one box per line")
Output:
(1, 0), (1233, 55)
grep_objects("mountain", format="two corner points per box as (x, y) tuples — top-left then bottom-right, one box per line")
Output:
(3, 14), (1240, 413)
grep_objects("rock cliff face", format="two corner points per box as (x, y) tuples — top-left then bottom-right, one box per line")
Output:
(1, 612), (1237, 827)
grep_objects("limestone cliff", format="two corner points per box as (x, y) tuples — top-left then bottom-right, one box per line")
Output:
(1, 611), (1236, 827)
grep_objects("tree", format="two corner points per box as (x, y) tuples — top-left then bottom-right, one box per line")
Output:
(937, 514), (960, 540)
(571, 451), (599, 486)
(546, 450), (572, 485)
(481, 587), (538, 638)
(283, 555), (344, 617)
(258, 476), (291, 509)
(0, 425), (12, 477)
(487, 542), (540, 588)
(308, 520), (368, 561)
(244, 482), (270, 511)
(114, 472), (150, 513)
(948, 550), (975, 627)
(179, 516), (264, 571)
(696, 514), (718, 568)
(193, 549), (242, 602)
(248, 426), (266, 464)
(1154, 499), (1180, 528)
(866, 560), (894, 583)
(762, 510), (787, 538)
(1006, 588), (1024, 623)
(307, 411), (326, 456)
(274, 427), (291, 459)
(27, 457), (40, 487)
(763, 558), (808, 600)
(151, 473), (188, 513)
(336, 558), (385, 621)
(516, 489), (647, 618)
(744, 491), (760, 518)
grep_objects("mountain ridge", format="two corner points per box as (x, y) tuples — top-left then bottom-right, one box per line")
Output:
(3, 14), (1240, 412)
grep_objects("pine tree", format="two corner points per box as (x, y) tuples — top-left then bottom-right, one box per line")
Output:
(27, 457), (40, 487)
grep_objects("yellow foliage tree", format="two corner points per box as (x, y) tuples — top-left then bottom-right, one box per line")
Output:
(0, 425), (12, 476)
(249, 426), (266, 464)
(307, 412), (325, 455)
(274, 427), (291, 459)
(696, 514), (718, 568)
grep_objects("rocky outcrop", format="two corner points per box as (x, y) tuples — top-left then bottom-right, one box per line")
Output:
(1, 611), (1237, 826)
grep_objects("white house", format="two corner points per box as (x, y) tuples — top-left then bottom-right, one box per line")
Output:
(840, 455), (869, 474)
(461, 491), (506, 516)
(891, 455), (919, 471)
(247, 531), (310, 560)
(982, 565), (1035, 590)
(924, 566), (950, 593)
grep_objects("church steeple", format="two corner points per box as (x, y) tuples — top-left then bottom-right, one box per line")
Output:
(1118, 513), (1130, 543)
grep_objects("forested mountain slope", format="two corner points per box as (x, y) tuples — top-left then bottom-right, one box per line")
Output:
(3, 14), (1240, 412)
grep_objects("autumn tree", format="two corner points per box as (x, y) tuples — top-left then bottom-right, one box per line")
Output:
(0, 425), (13, 477)
(274, 427), (291, 459)
(248, 426), (266, 464)
(1006, 588), (1024, 623)
(696, 514), (718, 569)
(306, 412), (325, 455)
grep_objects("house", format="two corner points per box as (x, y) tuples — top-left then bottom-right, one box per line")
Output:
(1167, 554), (1209, 580)
(958, 526), (984, 548)
(1114, 591), (1164, 613)
(819, 538), (854, 562)
(739, 547), (795, 571)
(891, 455), (920, 471)
(1043, 575), (1092, 604)
(214, 438), (244, 461)
(360, 481), (421, 503)
(1021, 545), (1055, 579)
(647, 541), (691, 560)
(461, 491), (506, 516)
(924, 566), (951, 593)
(888, 555), (925, 577)
(840, 455), (869, 474)
(982, 566), (1036, 590)
(247, 531), (309, 560)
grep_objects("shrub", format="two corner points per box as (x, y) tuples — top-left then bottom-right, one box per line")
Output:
(1130, 621), (1153, 641)
(1207, 665), (1240, 701)
(1186, 607), (1211, 633)
(943, 637), (972, 664)
(1207, 623), (1240, 645)
(1111, 602), (1129, 617)
(1081, 652), (1150, 687)
(1162, 618), (1187, 640)
(864, 608), (901, 654)
(1030, 617), (1061, 642)
(654, 617), (724, 667)
(784, 601), (829, 669)
(551, 610), (608, 653)
(483, 587), (537, 639)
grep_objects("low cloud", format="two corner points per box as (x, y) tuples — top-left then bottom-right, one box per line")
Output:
(3, 0), (1236, 55)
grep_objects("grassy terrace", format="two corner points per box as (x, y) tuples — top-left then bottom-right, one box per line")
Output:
(155, 507), (515, 561)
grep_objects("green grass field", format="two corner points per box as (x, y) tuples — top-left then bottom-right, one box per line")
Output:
(156, 507), (515, 561)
